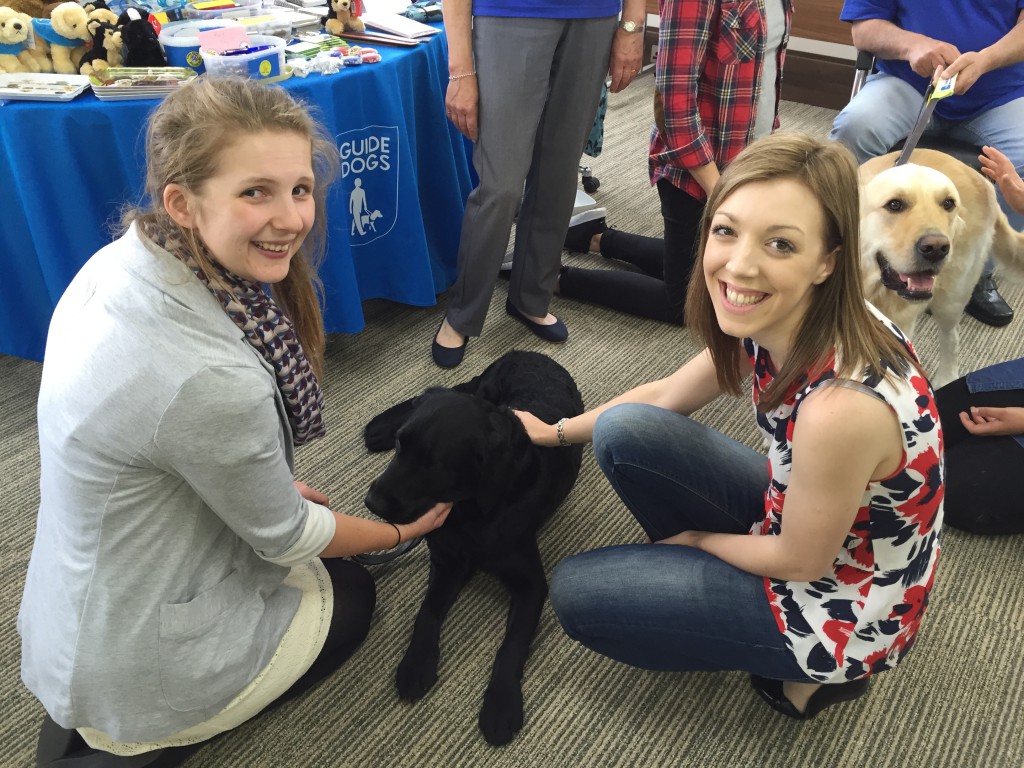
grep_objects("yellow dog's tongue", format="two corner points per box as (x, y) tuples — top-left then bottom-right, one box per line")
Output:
(899, 271), (936, 292)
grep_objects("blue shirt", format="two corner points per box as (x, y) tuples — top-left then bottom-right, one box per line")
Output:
(473, 1), (620, 18)
(840, 0), (1024, 121)
(966, 358), (1024, 446)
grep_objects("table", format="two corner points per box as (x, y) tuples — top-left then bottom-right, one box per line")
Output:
(0, 26), (473, 362)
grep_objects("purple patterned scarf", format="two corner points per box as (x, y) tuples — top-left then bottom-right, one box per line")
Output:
(141, 221), (326, 446)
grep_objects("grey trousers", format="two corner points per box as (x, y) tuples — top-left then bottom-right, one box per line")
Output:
(445, 14), (618, 336)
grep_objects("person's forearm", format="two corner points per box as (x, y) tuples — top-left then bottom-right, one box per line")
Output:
(319, 511), (405, 558)
(678, 531), (830, 582)
(980, 16), (1024, 70)
(851, 18), (927, 60)
(445, 0), (473, 75)
(544, 352), (723, 446)
(543, 378), (678, 447)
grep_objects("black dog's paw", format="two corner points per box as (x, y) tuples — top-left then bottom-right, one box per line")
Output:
(478, 678), (524, 746)
(364, 415), (397, 453)
(395, 642), (440, 701)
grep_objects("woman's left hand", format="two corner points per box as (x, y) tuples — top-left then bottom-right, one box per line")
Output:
(294, 481), (329, 505)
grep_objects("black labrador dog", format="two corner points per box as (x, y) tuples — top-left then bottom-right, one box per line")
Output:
(363, 351), (584, 746)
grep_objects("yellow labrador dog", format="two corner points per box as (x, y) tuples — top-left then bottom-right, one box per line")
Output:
(860, 148), (1024, 387)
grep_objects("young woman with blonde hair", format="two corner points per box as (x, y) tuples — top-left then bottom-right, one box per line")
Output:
(21, 77), (450, 767)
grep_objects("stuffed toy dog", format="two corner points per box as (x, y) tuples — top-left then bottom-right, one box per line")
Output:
(118, 6), (166, 67)
(84, 0), (118, 28)
(78, 18), (120, 75)
(0, 6), (40, 72)
(322, 0), (364, 36)
(31, 1), (89, 74)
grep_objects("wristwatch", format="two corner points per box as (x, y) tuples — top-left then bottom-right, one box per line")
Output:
(617, 19), (644, 33)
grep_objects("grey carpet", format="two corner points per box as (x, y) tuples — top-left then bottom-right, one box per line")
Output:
(3, 74), (1024, 767)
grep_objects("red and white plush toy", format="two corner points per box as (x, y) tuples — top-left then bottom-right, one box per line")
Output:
(322, 0), (364, 37)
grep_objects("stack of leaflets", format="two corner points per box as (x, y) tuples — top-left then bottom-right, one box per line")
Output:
(360, 9), (439, 38)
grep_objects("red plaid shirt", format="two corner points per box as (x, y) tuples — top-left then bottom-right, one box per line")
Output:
(649, 0), (792, 201)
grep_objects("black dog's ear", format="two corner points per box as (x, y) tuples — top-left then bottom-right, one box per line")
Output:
(364, 396), (420, 452)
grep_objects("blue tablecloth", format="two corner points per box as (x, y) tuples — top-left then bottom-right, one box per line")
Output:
(0, 27), (473, 362)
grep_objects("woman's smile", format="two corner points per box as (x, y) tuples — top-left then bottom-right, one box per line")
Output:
(721, 281), (769, 309)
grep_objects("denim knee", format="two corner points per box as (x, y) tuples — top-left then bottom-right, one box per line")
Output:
(548, 557), (578, 638)
(830, 105), (891, 163)
(592, 403), (657, 477)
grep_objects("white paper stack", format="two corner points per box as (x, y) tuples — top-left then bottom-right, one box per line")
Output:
(360, 10), (439, 38)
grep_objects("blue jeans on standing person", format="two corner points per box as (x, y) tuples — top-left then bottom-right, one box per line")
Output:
(550, 403), (814, 681)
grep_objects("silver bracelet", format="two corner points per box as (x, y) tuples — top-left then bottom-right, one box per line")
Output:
(449, 70), (477, 81)
(555, 418), (569, 447)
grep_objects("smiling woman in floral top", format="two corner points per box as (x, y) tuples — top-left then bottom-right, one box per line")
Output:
(517, 132), (944, 720)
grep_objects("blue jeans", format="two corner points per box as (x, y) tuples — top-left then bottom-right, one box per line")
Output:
(550, 404), (814, 681)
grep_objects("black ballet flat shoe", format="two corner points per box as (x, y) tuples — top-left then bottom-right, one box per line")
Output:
(750, 675), (870, 720)
(431, 320), (468, 369)
(505, 298), (568, 343)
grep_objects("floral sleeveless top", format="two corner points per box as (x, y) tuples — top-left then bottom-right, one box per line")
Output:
(745, 306), (944, 683)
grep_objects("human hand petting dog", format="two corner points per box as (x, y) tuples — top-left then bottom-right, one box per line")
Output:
(959, 406), (1024, 437)
(979, 145), (1024, 217)
(403, 501), (454, 539)
(513, 409), (559, 447)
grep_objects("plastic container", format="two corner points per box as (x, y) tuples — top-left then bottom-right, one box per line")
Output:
(183, 0), (262, 21)
(200, 34), (286, 79)
(158, 18), (243, 74)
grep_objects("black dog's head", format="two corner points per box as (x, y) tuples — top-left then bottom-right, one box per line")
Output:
(364, 388), (519, 524)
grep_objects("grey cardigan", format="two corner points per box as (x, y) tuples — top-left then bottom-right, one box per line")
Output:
(19, 226), (335, 742)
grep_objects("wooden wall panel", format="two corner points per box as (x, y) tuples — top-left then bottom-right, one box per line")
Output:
(791, 0), (850, 46)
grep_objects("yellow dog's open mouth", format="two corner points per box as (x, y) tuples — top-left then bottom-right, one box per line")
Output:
(876, 253), (937, 301)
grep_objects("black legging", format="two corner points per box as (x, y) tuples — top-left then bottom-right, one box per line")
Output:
(265, 557), (376, 706)
(558, 179), (704, 324)
(38, 559), (376, 768)
(934, 378), (1024, 534)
